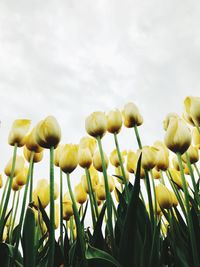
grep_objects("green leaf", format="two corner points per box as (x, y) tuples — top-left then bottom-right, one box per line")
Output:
(86, 243), (122, 267)
(0, 242), (22, 267)
(22, 207), (36, 267)
(37, 197), (51, 232)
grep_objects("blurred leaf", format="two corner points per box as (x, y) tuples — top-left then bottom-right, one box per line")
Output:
(81, 200), (89, 225)
(38, 198), (50, 232)
(0, 243), (22, 267)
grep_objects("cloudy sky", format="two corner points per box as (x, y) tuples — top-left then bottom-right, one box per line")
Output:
(0, 0), (199, 189)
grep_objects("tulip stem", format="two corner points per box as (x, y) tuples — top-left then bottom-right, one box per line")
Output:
(29, 160), (34, 202)
(69, 216), (74, 245)
(97, 136), (115, 254)
(150, 171), (157, 224)
(8, 191), (16, 242)
(160, 171), (166, 185)
(0, 143), (17, 240)
(59, 168), (64, 253)
(144, 170), (154, 227)
(85, 168), (97, 227)
(177, 152), (199, 267)
(9, 190), (20, 243)
(134, 125), (142, 149)
(114, 133), (129, 201)
(194, 163), (200, 178)
(0, 177), (9, 216)
(88, 169), (99, 218)
(66, 173), (88, 267)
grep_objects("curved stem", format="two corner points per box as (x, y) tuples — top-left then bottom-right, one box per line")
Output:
(8, 191), (16, 242)
(134, 125), (142, 149)
(0, 177), (9, 215)
(59, 168), (64, 253)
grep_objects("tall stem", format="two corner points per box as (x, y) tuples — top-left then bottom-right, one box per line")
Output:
(9, 190), (20, 243)
(29, 161), (34, 202)
(59, 168), (64, 252)
(0, 177), (9, 215)
(8, 191), (16, 242)
(134, 125), (142, 149)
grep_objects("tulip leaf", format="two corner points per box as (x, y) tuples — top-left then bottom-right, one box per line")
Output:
(0, 209), (12, 241)
(81, 200), (89, 225)
(0, 243), (22, 267)
(37, 197), (51, 232)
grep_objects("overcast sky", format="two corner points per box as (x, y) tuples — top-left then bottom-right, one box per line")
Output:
(0, 0), (200, 191)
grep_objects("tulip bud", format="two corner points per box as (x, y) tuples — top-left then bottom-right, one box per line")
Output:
(182, 145), (199, 164)
(23, 146), (43, 163)
(74, 183), (88, 204)
(96, 184), (106, 201)
(115, 166), (130, 183)
(54, 144), (64, 167)
(184, 96), (200, 126)
(155, 184), (173, 209)
(170, 191), (178, 207)
(12, 178), (22, 191)
(81, 166), (99, 193)
(107, 109), (122, 134)
(169, 168), (187, 189)
(153, 141), (169, 171)
(2, 226), (8, 241)
(78, 148), (92, 169)
(59, 144), (79, 173)
(32, 179), (50, 208)
(138, 146), (157, 170)
(193, 128), (200, 149)
(54, 183), (59, 200)
(152, 168), (161, 179)
(79, 136), (97, 156)
(25, 127), (43, 153)
(126, 150), (145, 178)
(164, 116), (191, 154)
(93, 150), (109, 172)
(63, 193), (73, 220)
(8, 119), (31, 147)
(0, 174), (3, 188)
(110, 149), (125, 168)
(85, 112), (107, 138)
(35, 116), (61, 149)
(4, 156), (25, 177)
(122, 102), (143, 128)
(172, 156), (190, 174)
(54, 203), (59, 229)
(101, 175), (115, 192)
(15, 167), (28, 186)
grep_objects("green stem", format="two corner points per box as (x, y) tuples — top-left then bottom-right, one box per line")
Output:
(8, 191), (16, 242)
(144, 170), (154, 227)
(9, 190), (20, 243)
(194, 163), (200, 178)
(59, 168), (64, 253)
(87, 169), (99, 219)
(29, 161), (34, 202)
(0, 177), (9, 215)
(114, 133), (129, 201)
(150, 171), (157, 224)
(0, 143), (18, 239)
(177, 152), (199, 267)
(48, 147), (55, 267)
(134, 125), (142, 149)
(69, 216), (74, 245)
(97, 136), (115, 254)
(160, 171), (166, 185)
(66, 173), (88, 267)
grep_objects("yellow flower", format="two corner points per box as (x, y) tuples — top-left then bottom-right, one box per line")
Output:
(32, 179), (50, 208)
(59, 144), (79, 173)
(182, 145), (199, 164)
(4, 155), (25, 177)
(155, 184), (173, 209)
(122, 102), (143, 128)
(164, 116), (191, 154)
(81, 166), (99, 193)
(101, 175), (115, 192)
(54, 144), (64, 167)
(184, 96), (200, 126)
(126, 150), (145, 178)
(85, 112), (107, 138)
(8, 119), (31, 147)
(15, 167), (28, 186)
(172, 156), (190, 174)
(23, 146), (43, 163)
(63, 193), (73, 220)
(153, 141), (169, 171)
(193, 128), (200, 149)
(169, 168), (187, 189)
(74, 183), (88, 204)
(170, 191), (178, 207)
(35, 116), (61, 149)
(107, 109), (122, 134)
(138, 146), (157, 170)
(96, 184), (106, 201)
(12, 178), (22, 191)
(54, 203), (59, 229)
(115, 166), (130, 183)
(93, 150), (109, 172)
(79, 136), (97, 156)
(2, 226), (8, 241)
(110, 149), (126, 168)
(152, 168), (161, 179)
(54, 183), (59, 200)
(0, 174), (3, 188)
(78, 148), (92, 169)
(25, 127), (43, 153)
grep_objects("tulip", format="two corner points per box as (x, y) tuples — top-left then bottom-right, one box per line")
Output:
(54, 183), (59, 200)
(122, 102), (143, 127)
(182, 145), (199, 164)
(54, 204), (59, 229)
(8, 119), (31, 147)
(15, 167), (28, 186)
(2, 226), (8, 241)
(152, 168), (161, 179)
(54, 145), (64, 167)
(170, 191), (178, 207)
(79, 136), (97, 155)
(32, 179), (50, 208)
(78, 148), (92, 169)
(59, 144), (79, 173)
(138, 146), (157, 170)
(81, 166), (99, 193)
(110, 149), (126, 168)
(85, 112), (107, 138)
(93, 150), (109, 172)
(25, 127), (43, 153)
(155, 184), (173, 209)
(184, 96), (200, 126)
(193, 128), (200, 149)
(35, 116), (61, 149)
(12, 178), (22, 191)
(164, 116), (191, 154)
(107, 109), (122, 134)
(96, 184), (106, 201)
(23, 146), (43, 163)
(74, 183), (88, 204)
(169, 168), (187, 189)
(4, 156), (25, 177)
(0, 174), (3, 188)
(101, 175), (115, 192)
(153, 141), (169, 171)
(172, 156), (190, 174)
(115, 166), (130, 183)
(126, 150), (145, 178)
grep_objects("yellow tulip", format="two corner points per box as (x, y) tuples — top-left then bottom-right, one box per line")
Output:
(153, 141), (169, 171)
(78, 148), (92, 169)
(32, 179), (50, 208)
(54, 203), (59, 229)
(4, 155), (25, 177)
(193, 128), (200, 149)
(54, 182), (59, 200)
(110, 149), (125, 168)
(155, 184), (173, 209)
(23, 146), (43, 163)
(182, 145), (199, 164)
(107, 109), (122, 134)
(35, 116), (61, 149)
(172, 156), (190, 174)
(101, 175), (115, 192)
(8, 119), (31, 147)
(126, 150), (145, 178)
(81, 166), (99, 193)
(122, 102), (143, 128)
(85, 111), (107, 138)
(59, 144), (79, 173)
(164, 116), (191, 154)
(15, 167), (28, 186)
(0, 174), (3, 188)
(93, 150), (109, 172)
(63, 193), (73, 220)
(96, 184), (106, 201)
(79, 136), (97, 156)
(12, 178), (22, 191)
(169, 168), (187, 189)
(170, 191), (178, 207)
(54, 144), (64, 167)
(152, 168), (161, 179)
(25, 127), (43, 153)
(138, 146), (157, 170)
(74, 183), (88, 204)
(184, 96), (200, 126)
(115, 166), (130, 183)
(2, 226), (8, 241)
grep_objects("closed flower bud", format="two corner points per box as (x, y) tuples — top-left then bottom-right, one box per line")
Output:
(81, 166), (99, 193)
(8, 119), (31, 147)
(101, 175), (115, 192)
(93, 150), (109, 172)
(0, 174), (3, 188)
(170, 191), (178, 207)
(122, 102), (143, 128)
(4, 156), (25, 177)
(3, 226), (8, 241)
(155, 184), (173, 209)
(12, 178), (22, 191)
(54, 144), (64, 167)
(193, 128), (200, 149)
(78, 148), (92, 168)
(54, 203), (59, 229)
(184, 96), (200, 126)
(115, 166), (130, 183)
(153, 141), (169, 171)
(63, 193), (73, 220)
(35, 116), (61, 149)
(59, 144), (79, 173)
(23, 146), (43, 163)
(126, 150), (145, 178)
(182, 145), (199, 164)
(54, 183), (59, 200)
(85, 112), (107, 138)
(32, 179), (50, 208)
(25, 127), (43, 153)
(79, 136), (97, 156)
(169, 168), (187, 189)
(15, 167), (28, 186)
(74, 183), (88, 204)
(152, 168), (161, 179)
(110, 149), (126, 168)
(138, 146), (157, 170)
(96, 184), (106, 201)
(107, 109), (122, 134)
(164, 116), (191, 154)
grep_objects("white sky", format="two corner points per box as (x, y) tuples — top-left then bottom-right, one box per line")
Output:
(0, 0), (199, 198)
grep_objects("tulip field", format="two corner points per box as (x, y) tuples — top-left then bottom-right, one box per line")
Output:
(0, 96), (199, 267)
